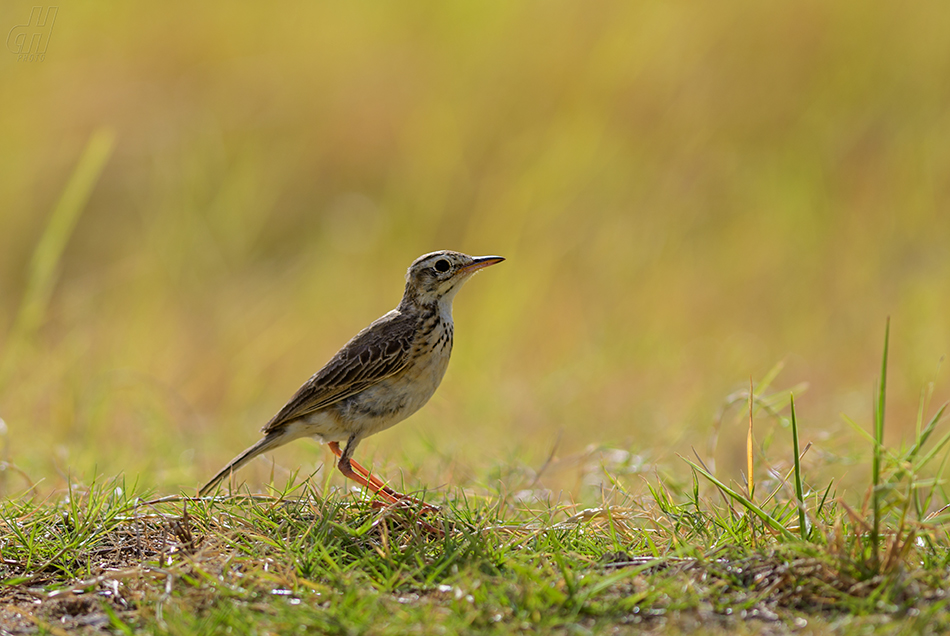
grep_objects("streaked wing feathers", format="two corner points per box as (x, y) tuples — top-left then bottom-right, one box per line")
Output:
(261, 310), (417, 433)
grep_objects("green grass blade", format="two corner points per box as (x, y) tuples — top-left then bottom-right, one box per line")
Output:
(0, 127), (116, 386)
(905, 402), (949, 467)
(757, 360), (786, 394)
(872, 317), (890, 566)
(842, 413), (878, 446)
(909, 428), (950, 478)
(789, 395), (808, 540)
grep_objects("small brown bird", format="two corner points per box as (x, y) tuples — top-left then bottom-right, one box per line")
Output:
(199, 250), (504, 505)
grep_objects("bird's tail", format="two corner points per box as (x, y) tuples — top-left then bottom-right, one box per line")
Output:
(198, 432), (288, 497)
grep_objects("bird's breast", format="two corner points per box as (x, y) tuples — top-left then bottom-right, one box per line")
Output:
(333, 315), (453, 435)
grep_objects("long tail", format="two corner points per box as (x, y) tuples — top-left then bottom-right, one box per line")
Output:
(198, 432), (288, 496)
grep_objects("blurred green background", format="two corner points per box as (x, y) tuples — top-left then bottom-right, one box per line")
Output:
(2, 1), (949, 499)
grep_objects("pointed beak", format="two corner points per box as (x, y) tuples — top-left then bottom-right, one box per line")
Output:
(459, 255), (505, 275)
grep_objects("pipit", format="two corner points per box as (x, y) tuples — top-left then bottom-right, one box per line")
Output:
(199, 250), (504, 508)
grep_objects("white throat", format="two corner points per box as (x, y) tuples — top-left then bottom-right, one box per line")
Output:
(437, 294), (455, 325)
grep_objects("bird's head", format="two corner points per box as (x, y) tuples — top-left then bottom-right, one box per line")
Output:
(402, 250), (504, 309)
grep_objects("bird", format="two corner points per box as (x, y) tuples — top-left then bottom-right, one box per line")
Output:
(198, 250), (504, 508)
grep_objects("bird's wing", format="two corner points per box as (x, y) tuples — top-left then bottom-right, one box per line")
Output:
(261, 310), (417, 433)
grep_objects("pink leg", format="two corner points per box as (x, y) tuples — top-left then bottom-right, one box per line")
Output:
(328, 442), (439, 515)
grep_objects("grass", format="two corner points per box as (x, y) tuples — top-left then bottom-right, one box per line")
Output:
(5, 3), (950, 634)
(0, 128), (114, 390)
(3, 333), (950, 635)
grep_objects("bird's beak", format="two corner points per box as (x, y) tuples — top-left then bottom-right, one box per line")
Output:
(459, 255), (505, 275)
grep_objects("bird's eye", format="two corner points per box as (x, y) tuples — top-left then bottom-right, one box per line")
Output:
(434, 259), (451, 273)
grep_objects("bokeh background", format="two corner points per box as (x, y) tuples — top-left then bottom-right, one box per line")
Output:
(2, 1), (949, 500)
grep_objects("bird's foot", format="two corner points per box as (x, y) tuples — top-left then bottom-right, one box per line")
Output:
(370, 495), (443, 536)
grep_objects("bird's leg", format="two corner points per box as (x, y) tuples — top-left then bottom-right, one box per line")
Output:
(328, 442), (404, 501)
(330, 440), (439, 515)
